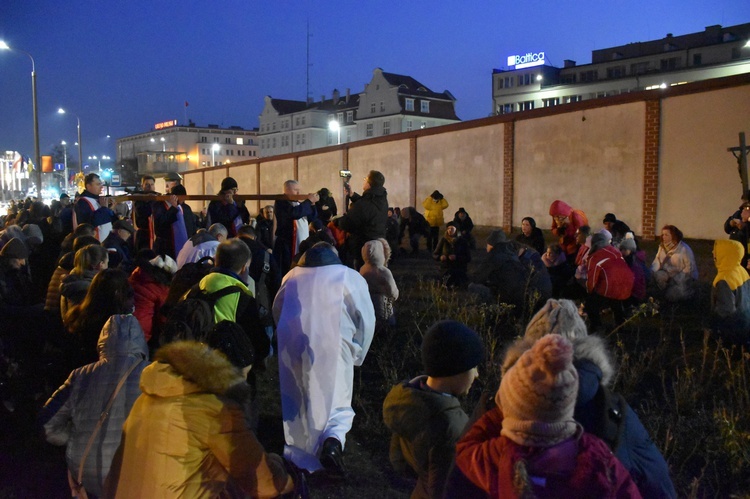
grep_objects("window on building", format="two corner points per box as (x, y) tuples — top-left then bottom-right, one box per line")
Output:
(346, 110), (353, 122)
(580, 70), (598, 82)
(295, 134), (300, 145)
(497, 78), (503, 89)
(560, 73), (576, 84)
(543, 98), (560, 107)
(200, 136), (207, 143)
(380, 101), (385, 112)
(346, 130), (352, 142)
(371, 103), (376, 113)
(504, 103), (515, 113)
(660, 57), (679, 71)
(421, 122), (427, 129)
(383, 122), (390, 135)
(213, 137), (220, 143)
(295, 117), (300, 126)
(406, 120), (412, 131)
(630, 62), (649, 75)
(272, 138), (276, 148)
(235, 138), (243, 145)
(693, 53), (702, 66)
(301, 134), (306, 145)
(225, 138), (231, 144)
(202, 161), (207, 167)
(337, 112), (343, 122)
(405, 98), (415, 111)
(301, 116), (306, 125)
(521, 101), (534, 111)
(606, 66), (625, 79)
(366, 123), (374, 137)
(272, 122), (276, 131)
(421, 100), (430, 113)
(505, 76), (513, 88)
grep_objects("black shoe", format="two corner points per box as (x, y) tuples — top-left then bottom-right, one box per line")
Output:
(319, 437), (346, 476)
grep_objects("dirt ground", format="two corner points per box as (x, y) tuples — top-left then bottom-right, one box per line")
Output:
(0, 226), (719, 498)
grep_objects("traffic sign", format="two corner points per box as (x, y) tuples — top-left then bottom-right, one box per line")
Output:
(111, 173), (121, 186)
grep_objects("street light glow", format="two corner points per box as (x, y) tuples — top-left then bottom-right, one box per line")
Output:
(0, 41), (10, 50)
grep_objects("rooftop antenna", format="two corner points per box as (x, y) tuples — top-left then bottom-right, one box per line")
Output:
(306, 20), (313, 104)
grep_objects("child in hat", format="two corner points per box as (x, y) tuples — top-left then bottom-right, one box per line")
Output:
(382, 320), (483, 498)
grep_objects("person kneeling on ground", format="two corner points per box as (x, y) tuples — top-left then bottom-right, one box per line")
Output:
(711, 239), (750, 345)
(383, 320), (483, 499)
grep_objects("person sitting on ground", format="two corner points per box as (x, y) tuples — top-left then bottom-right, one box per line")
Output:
(515, 216), (545, 254)
(585, 233), (634, 332)
(175, 223), (227, 269)
(60, 244), (109, 321)
(711, 239), (750, 345)
(452, 207), (476, 250)
(603, 212), (632, 248)
(542, 243), (568, 297)
(422, 190), (449, 253)
(446, 333), (642, 498)
(651, 224), (698, 302)
(385, 207), (400, 258)
(383, 320), (483, 499)
(499, 299), (676, 498)
(549, 199), (588, 264)
(399, 207), (430, 256)
(619, 233), (649, 306)
(360, 238), (399, 327)
(433, 222), (471, 287)
(40, 315), (148, 499)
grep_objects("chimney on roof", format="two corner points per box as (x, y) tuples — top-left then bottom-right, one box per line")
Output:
(345, 88), (350, 103)
(564, 59), (577, 68)
(321, 95), (325, 104)
(333, 89), (340, 103)
(666, 33), (673, 38)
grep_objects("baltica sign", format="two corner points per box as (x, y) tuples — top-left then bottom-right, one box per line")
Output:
(507, 52), (545, 69)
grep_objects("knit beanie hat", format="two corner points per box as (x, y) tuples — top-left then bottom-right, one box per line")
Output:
(486, 229), (508, 247)
(0, 237), (28, 259)
(208, 320), (255, 369)
(603, 213), (617, 224)
(619, 233), (637, 252)
(22, 224), (43, 246)
(422, 320), (484, 377)
(220, 177), (238, 192)
(524, 298), (588, 342)
(366, 170), (385, 189)
(497, 334), (579, 447)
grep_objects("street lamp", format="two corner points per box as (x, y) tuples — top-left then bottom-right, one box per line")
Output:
(61, 140), (68, 194)
(57, 108), (83, 174)
(0, 40), (41, 195)
(211, 143), (220, 166)
(329, 120), (341, 145)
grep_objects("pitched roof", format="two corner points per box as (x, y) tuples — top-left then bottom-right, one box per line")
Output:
(381, 71), (456, 101)
(268, 98), (309, 114)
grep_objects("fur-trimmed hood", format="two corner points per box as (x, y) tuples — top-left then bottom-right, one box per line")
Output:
(502, 334), (615, 387)
(141, 341), (246, 398)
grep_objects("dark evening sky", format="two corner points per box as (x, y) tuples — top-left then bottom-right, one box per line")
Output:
(1, 0), (748, 163)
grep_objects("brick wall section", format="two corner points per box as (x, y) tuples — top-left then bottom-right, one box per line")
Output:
(503, 121), (515, 233)
(642, 99), (661, 240)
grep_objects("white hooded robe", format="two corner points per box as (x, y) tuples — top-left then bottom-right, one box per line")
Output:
(272, 253), (375, 472)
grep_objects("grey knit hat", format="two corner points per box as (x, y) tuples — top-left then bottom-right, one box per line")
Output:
(524, 298), (588, 341)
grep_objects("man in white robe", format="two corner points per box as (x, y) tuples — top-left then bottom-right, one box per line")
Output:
(272, 242), (375, 474)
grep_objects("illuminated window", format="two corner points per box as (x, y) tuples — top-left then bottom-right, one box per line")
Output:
(337, 112), (343, 122)
(346, 111), (353, 122)
(236, 138), (243, 145)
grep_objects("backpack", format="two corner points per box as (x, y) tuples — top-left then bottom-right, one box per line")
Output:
(254, 251), (274, 327)
(590, 383), (628, 453)
(164, 256), (214, 308)
(161, 283), (243, 344)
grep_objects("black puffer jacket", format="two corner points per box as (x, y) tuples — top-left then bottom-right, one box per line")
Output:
(337, 185), (389, 256)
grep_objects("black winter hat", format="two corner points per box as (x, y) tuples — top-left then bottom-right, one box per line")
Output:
(220, 177), (238, 192)
(603, 213), (617, 224)
(422, 320), (484, 377)
(0, 237), (28, 259)
(431, 190), (443, 200)
(486, 229), (508, 247)
(209, 320), (255, 369)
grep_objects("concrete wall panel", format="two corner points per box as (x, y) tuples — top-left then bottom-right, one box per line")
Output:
(659, 85), (750, 240)
(514, 103), (645, 233)
(417, 125), (505, 226)
(299, 151), (345, 205)
(348, 140), (411, 209)
(259, 159), (295, 197)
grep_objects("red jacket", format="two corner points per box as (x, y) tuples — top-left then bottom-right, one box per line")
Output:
(587, 246), (634, 300)
(450, 407), (642, 498)
(129, 267), (169, 341)
(549, 200), (588, 256)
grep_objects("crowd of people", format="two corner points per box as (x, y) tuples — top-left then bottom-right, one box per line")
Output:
(0, 170), (737, 497)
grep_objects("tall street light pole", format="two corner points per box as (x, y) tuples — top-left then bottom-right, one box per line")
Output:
(329, 120), (341, 145)
(61, 140), (68, 194)
(0, 41), (42, 196)
(212, 143), (220, 166)
(58, 108), (83, 173)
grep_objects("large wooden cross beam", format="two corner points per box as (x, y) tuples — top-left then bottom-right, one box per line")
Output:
(106, 193), (310, 203)
(728, 132), (749, 199)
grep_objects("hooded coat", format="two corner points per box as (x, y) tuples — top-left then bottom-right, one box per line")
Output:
(711, 239), (750, 341)
(106, 341), (293, 498)
(39, 315), (148, 497)
(59, 269), (97, 320)
(382, 376), (468, 499)
(272, 244), (375, 472)
(502, 300), (677, 499)
(549, 200), (588, 256)
(422, 196), (449, 228)
(129, 264), (171, 342)
(360, 239), (399, 322)
(337, 185), (389, 263)
(586, 245), (634, 300)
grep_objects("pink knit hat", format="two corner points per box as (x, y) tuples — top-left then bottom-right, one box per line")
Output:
(496, 334), (579, 447)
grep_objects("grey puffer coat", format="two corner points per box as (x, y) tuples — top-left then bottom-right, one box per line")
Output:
(360, 239), (399, 322)
(40, 314), (148, 497)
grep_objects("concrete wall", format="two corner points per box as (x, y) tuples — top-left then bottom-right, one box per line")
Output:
(513, 102), (645, 233)
(659, 84), (750, 240)
(182, 74), (750, 240)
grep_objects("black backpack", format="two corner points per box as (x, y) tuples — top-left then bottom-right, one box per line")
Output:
(590, 383), (628, 453)
(255, 251), (274, 327)
(164, 256), (215, 309)
(161, 283), (243, 344)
